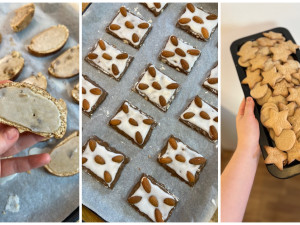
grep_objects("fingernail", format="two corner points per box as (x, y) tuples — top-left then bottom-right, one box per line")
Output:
(247, 97), (252, 102)
(6, 128), (18, 140)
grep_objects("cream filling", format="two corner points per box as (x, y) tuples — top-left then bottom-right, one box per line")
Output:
(204, 65), (218, 91)
(0, 87), (60, 133)
(82, 78), (102, 112)
(145, 3), (167, 12)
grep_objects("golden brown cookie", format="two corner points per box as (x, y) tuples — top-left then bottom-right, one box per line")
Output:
(238, 57), (251, 67)
(264, 109), (292, 136)
(256, 37), (277, 47)
(256, 88), (272, 105)
(279, 102), (297, 117)
(270, 43), (292, 62)
(267, 95), (287, 106)
(249, 54), (269, 71)
(261, 66), (283, 87)
(241, 69), (262, 89)
(237, 41), (258, 63)
(287, 86), (300, 105)
(273, 79), (293, 97)
(288, 108), (300, 133)
(274, 129), (296, 151)
(287, 141), (300, 164)
(264, 146), (287, 171)
(263, 31), (285, 41)
(276, 60), (299, 82)
(250, 82), (268, 99)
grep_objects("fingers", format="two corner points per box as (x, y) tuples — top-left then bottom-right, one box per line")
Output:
(0, 80), (11, 84)
(0, 126), (19, 155)
(237, 98), (246, 117)
(244, 97), (255, 116)
(0, 153), (50, 177)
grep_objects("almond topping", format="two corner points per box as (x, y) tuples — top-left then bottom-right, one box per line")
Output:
(206, 14), (218, 20)
(82, 87), (86, 94)
(200, 111), (210, 120)
(138, 83), (149, 90)
(149, 195), (159, 207)
(175, 154), (186, 162)
(90, 88), (102, 95)
(166, 83), (179, 89)
(132, 33), (139, 43)
(193, 16), (204, 24)
(138, 23), (149, 29)
(112, 64), (119, 75)
(128, 196), (142, 204)
(98, 40), (106, 50)
(82, 157), (87, 164)
(178, 18), (191, 24)
(155, 209), (164, 222)
(110, 119), (121, 126)
(148, 66), (156, 77)
(88, 53), (98, 59)
(110, 24), (121, 30)
(152, 81), (161, 90)
(187, 49), (200, 56)
(187, 3), (195, 13)
(94, 155), (105, 165)
(83, 99), (90, 111)
(170, 36), (178, 46)
(210, 125), (218, 140)
(120, 6), (127, 17)
(195, 96), (202, 108)
(102, 53), (112, 60)
(183, 112), (195, 119)
(104, 171), (112, 183)
(169, 137), (177, 149)
(189, 157), (206, 165)
(89, 140), (96, 151)
(159, 96), (167, 107)
(164, 198), (176, 206)
(122, 103), (129, 113)
(154, 3), (161, 8)
(201, 27), (209, 39)
(180, 59), (189, 71)
(159, 157), (172, 164)
(125, 21), (134, 29)
(213, 116), (218, 122)
(175, 48), (186, 57)
(112, 155), (124, 163)
(208, 78), (218, 84)
(116, 53), (128, 59)
(129, 118), (138, 126)
(143, 119), (154, 125)
(187, 171), (195, 183)
(135, 131), (143, 144)
(161, 50), (175, 57)
(141, 177), (151, 193)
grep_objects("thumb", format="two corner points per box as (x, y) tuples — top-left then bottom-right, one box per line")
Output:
(244, 97), (255, 117)
(0, 126), (19, 155)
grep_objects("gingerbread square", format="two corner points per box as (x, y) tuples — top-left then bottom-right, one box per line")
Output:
(203, 63), (218, 95)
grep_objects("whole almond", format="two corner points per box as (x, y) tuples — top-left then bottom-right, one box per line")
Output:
(208, 78), (218, 84)
(98, 40), (106, 50)
(193, 16), (204, 24)
(154, 3), (161, 8)
(112, 64), (119, 75)
(189, 157), (206, 165)
(135, 131), (143, 144)
(170, 36), (178, 46)
(164, 198), (175, 206)
(89, 140), (96, 151)
(132, 33), (139, 43)
(180, 59), (189, 71)
(82, 157), (87, 164)
(187, 49), (200, 56)
(213, 116), (218, 122)
(210, 125), (218, 140)
(141, 177), (151, 193)
(159, 157), (172, 164)
(183, 112), (194, 119)
(152, 81), (161, 90)
(187, 171), (195, 183)
(155, 209), (163, 222)
(120, 6), (127, 17)
(178, 18), (191, 24)
(175, 48), (186, 57)
(102, 53), (112, 60)
(206, 14), (218, 20)
(161, 50), (175, 58)
(128, 196), (142, 204)
(82, 87), (86, 94)
(175, 154), (186, 162)
(88, 53), (98, 59)
(169, 137), (177, 150)
(110, 119), (121, 126)
(110, 24), (121, 30)
(104, 171), (112, 183)
(148, 66), (156, 77)
(195, 96), (202, 108)
(159, 96), (167, 107)
(125, 21), (134, 29)
(112, 155), (124, 163)
(143, 119), (154, 125)
(116, 53), (128, 59)
(138, 23), (149, 29)
(187, 3), (195, 13)
(90, 88), (102, 95)
(201, 27), (209, 39)
(138, 83), (149, 90)
(122, 104), (129, 113)
(200, 111), (210, 120)
(94, 155), (105, 165)
(129, 118), (138, 126)
(149, 195), (159, 207)
(166, 83), (179, 89)
(83, 99), (90, 111)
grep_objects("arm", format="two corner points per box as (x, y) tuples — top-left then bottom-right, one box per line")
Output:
(221, 97), (261, 222)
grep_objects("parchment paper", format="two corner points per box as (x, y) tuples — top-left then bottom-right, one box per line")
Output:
(0, 3), (79, 222)
(82, 3), (218, 222)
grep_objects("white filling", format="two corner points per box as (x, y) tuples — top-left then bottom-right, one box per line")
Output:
(5, 194), (20, 213)
(145, 3), (167, 12)
(204, 65), (218, 91)
(82, 77), (103, 113)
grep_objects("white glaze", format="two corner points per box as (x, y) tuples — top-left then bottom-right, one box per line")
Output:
(145, 3), (167, 13)
(82, 77), (103, 113)
(204, 65), (218, 92)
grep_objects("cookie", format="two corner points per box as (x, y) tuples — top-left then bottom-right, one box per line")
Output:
(267, 95), (287, 106)
(256, 88), (272, 106)
(142, 3), (168, 16)
(274, 129), (296, 151)
(264, 109), (292, 136)
(288, 108), (300, 133)
(250, 82), (268, 99)
(287, 141), (300, 164)
(237, 41), (258, 63)
(263, 31), (286, 41)
(276, 60), (300, 82)
(241, 69), (262, 89)
(270, 42), (292, 62)
(287, 86), (300, 105)
(264, 146), (287, 171)
(203, 63), (218, 95)
(273, 79), (293, 97)
(256, 37), (277, 47)
(261, 66), (283, 87)
(249, 54), (269, 71)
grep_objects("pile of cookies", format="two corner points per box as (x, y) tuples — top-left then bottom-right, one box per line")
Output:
(238, 31), (300, 170)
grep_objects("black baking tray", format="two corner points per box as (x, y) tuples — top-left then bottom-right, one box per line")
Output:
(230, 27), (300, 179)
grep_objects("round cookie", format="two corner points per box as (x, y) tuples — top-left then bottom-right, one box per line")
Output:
(250, 82), (268, 99)
(274, 129), (296, 151)
(257, 88), (272, 105)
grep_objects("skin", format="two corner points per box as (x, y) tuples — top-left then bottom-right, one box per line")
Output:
(0, 80), (50, 178)
(221, 97), (260, 222)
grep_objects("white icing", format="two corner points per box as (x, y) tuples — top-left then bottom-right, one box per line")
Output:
(145, 3), (167, 13)
(108, 8), (151, 47)
(88, 39), (130, 78)
(136, 65), (178, 110)
(5, 194), (20, 213)
(180, 98), (218, 137)
(161, 36), (200, 72)
(131, 177), (176, 221)
(158, 140), (204, 182)
(111, 102), (152, 145)
(204, 65), (218, 91)
(179, 4), (218, 39)
(82, 141), (124, 187)
(82, 77), (103, 113)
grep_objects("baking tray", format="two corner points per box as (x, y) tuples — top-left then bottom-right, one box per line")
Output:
(82, 2), (218, 222)
(230, 27), (300, 179)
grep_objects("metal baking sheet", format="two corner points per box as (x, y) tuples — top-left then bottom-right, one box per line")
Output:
(0, 3), (79, 222)
(82, 2), (218, 222)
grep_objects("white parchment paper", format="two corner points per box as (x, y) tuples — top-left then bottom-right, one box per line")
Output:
(82, 3), (218, 222)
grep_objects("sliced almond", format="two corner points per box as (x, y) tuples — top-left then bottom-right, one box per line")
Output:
(170, 36), (178, 46)
(208, 78), (218, 84)
(187, 171), (195, 183)
(143, 119), (154, 125)
(90, 88), (102, 95)
(138, 83), (149, 90)
(164, 198), (175, 206)
(104, 171), (112, 183)
(152, 81), (162, 90)
(187, 49), (200, 56)
(155, 208), (163, 222)
(161, 50), (175, 57)
(180, 59), (189, 71)
(102, 53), (112, 60)
(82, 87), (86, 94)
(125, 21), (134, 29)
(82, 157), (87, 164)
(98, 40), (106, 50)
(183, 112), (194, 119)
(200, 111), (210, 120)
(129, 118), (138, 126)
(122, 104), (129, 113)
(138, 23), (149, 29)
(175, 48), (186, 57)
(110, 24), (121, 30)
(83, 99), (90, 111)
(159, 157), (172, 164)
(141, 177), (151, 193)
(206, 14), (218, 20)
(169, 137), (177, 150)
(112, 64), (119, 75)
(175, 154), (186, 162)
(116, 53), (128, 59)
(110, 119), (121, 126)
(128, 196), (142, 204)
(210, 125), (218, 140)
(89, 140), (96, 152)
(166, 83), (179, 89)
(135, 131), (143, 144)
(189, 157), (206, 165)
(195, 96), (202, 108)
(201, 27), (209, 39)
(88, 53), (98, 59)
(193, 16), (204, 24)
(120, 7), (127, 17)
(149, 195), (159, 207)
(132, 33), (139, 43)
(159, 96), (167, 107)
(94, 155), (105, 165)
(178, 18), (191, 24)
(187, 3), (195, 13)
(148, 66), (156, 77)
(213, 116), (218, 122)
(112, 155), (124, 163)
(154, 3), (161, 8)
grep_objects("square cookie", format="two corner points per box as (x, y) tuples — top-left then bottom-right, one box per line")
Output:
(106, 6), (152, 49)
(176, 3), (218, 41)
(82, 136), (129, 189)
(85, 39), (133, 81)
(82, 75), (108, 117)
(127, 174), (178, 222)
(203, 63), (218, 95)
(158, 135), (206, 186)
(133, 64), (180, 112)
(159, 35), (201, 74)
(179, 95), (218, 142)
(109, 101), (157, 148)
(141, 3), (168, 16)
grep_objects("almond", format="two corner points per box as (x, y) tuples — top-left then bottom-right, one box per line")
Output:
(200, 111), (210, 120)
(206, 14), (218, 20)
(125, 21), (134, 29)
(201, 27), (209, 39)
(98, 40), (106, 50)
(94, 155), (105, 165)
(175, 154), (186, 162)
(112, 64), (119, 75)
(195, 96), (202, 108)
(178, 18), (191, 24)
(138, 23), (149, 29)
(208, 78), (218, 84)
(102, 53), (112, 60)
(170, 36), (178, 46)
(210, 125), (218, 140)
(180, 59), (189, 71)
(128, 196), (142, 204)
(148, 66), (156, 77)
(213, 116), (218, 122)
(193, 16), (204, 24)
(132, 33), (139, 43)
(169, 137), (177, 150)
(152, 81), (161, 90)
(88, 53), (98, 59)
(83, 99), (90, 111)
(154, 3), (161, 8)
(138, 83), (149, 90)
(187, 49), (200, 56)
(82, 157), (87, 164)
(159, 157), (172, 164)
(104, 171), (112, 183)
(161, 50), (175, 57)
(129, 118), (138, 126)
(149, 195), (159, 207)
(175, 48), (186, 57)
(122, 103), (129, 113)
(159, 95), (167, 107)
(89, 140), (96, 151)
(189, 157), (206, 165)
(155, 208), (163, 222)
(187, 171), (195, 183)
(143, 119), (154, 125)
(164, 198), (175, 206)
(90, 88), (102, 95)
(112, 155), (124, 163)
(183, 112), (194, 119)
(116, 53), (128, 59)
(120, 6), (127, 17)
(166, 83), (179, 89)
(110, 119), (121, 126)
(141, 177), (151, 193)
(187, 3), (195, 13)
(110, 24), (121, 30)
(135, 131), (143, 144)
(82, 87), (86, 94)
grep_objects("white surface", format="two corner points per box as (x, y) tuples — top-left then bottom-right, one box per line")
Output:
(221, 3), (300, 150)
